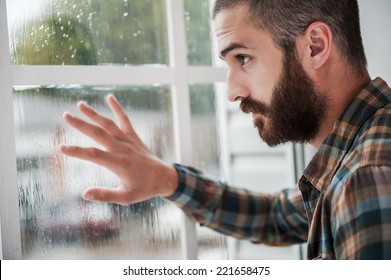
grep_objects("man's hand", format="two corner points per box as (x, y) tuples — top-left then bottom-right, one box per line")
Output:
(59, 94), (178, 205)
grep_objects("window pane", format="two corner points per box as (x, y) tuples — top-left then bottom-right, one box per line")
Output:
(8, 0), (169, 65)
(189, 84), (229, 259)
(184, 0), (213, 65)
(14, 85), (182, 259)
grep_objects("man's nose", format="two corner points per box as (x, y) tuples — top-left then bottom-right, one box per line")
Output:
(226, 69), (249, 102)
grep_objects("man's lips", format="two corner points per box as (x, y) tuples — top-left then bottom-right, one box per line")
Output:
(240, 97), (270, 116)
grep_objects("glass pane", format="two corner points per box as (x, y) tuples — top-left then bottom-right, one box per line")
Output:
(189, 84), (229, 259)
(184, 0), (213, 65)
(14, 85), (182, 259)
(8, 0), (169, 65)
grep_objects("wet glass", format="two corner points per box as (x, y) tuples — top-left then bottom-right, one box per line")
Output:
(7, 0), (226, 260)
(189, 83), (229, 259)
(14, 85), (182, 259)
(184, 0), (213, 65)
(7, 0), (169, 65)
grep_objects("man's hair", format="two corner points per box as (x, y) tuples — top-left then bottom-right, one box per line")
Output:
(213, 0), (367, 77)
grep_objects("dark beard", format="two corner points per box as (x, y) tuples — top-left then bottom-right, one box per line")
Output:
(240, 49), (329, 147)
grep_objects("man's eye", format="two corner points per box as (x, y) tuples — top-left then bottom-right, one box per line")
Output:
(236, 55), (250, 65)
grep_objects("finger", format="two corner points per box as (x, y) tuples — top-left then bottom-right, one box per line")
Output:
(83, 187), (134, 206)
(107, 95), (149, 149)
(107, 94), (138, 136)
(59, 144), (118, 170)
(77, 101), (126, 140)
(63, 111), (116, 148)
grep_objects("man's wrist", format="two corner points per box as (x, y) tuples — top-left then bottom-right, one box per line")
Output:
(160, 162), (179, 197)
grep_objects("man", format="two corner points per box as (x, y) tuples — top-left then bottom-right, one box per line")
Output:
(60, 0), (391, 259)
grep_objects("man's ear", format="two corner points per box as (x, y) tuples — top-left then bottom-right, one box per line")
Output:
(297, 21), (332, 70)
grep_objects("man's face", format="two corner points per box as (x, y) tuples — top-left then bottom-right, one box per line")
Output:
(215, 5), (328, 146)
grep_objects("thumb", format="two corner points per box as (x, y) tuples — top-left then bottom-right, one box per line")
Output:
(82, 187), (130, 205)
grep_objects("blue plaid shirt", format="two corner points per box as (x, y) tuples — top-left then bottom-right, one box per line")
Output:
(167, 77), (391, 259)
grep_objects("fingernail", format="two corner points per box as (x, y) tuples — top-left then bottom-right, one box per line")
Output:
(83, 192), (94, 201)
(108, 94), (118, 102)
(78, 101), (90, 110)
(59, 144), (68, 152)
(63, 111), (73, 119)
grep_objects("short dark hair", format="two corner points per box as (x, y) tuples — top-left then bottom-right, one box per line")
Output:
(213, 0), (367, 77)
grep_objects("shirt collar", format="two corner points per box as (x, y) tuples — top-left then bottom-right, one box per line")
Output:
(302, 77), (391, 193)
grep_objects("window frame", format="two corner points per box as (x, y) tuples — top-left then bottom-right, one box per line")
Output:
(0, 0), (227, 259)
(0, 0), (21, 260)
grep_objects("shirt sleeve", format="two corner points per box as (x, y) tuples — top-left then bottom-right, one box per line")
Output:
(332, 165), (391, 259)
(166, 164), (308, 245)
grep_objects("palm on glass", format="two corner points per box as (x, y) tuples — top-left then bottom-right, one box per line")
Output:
(60, 94), (178, 205)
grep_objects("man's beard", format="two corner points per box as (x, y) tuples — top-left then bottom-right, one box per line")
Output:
(240, 49), (329, 147)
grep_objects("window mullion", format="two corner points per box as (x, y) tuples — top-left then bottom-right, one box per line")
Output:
(11, 65), (178, 86)
(166, 0), (198, 260)
(186, 66), (226, 83)
(0, 0), (22, 259)
(10, 65), (227, 86)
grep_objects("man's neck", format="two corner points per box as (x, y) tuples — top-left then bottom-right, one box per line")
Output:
(311, 71), (371, 149)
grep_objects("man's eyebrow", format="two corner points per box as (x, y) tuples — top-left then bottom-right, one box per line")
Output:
(219, 43), (248, 59)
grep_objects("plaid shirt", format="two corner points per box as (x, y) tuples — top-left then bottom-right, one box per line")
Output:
(167, 77), (391, 259)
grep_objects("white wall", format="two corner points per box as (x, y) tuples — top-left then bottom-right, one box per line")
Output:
(360, 0), (391, 82)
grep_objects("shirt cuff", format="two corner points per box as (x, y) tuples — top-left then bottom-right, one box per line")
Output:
(165, 164), (202, 207)
(165, 163), (224, 212)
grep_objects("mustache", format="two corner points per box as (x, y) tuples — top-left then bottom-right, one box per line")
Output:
(240, 97), (270, 116)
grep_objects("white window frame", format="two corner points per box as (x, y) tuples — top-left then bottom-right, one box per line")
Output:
(0, 0), (228, 259)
